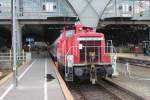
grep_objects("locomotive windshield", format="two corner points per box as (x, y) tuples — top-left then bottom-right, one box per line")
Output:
(65, 30), (75, 37)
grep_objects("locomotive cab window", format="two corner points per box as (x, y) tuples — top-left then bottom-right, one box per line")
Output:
(65, 30), (75, 37)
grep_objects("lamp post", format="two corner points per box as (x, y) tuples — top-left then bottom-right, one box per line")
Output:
(12, 0), (18, 88)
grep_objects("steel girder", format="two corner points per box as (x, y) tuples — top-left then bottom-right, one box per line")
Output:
(66, 0), (111, 28)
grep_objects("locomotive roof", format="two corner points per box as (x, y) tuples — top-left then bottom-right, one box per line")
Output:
(64, 24), (93, 31)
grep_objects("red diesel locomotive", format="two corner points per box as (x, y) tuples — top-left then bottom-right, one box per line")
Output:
(49, 24), (118, 84)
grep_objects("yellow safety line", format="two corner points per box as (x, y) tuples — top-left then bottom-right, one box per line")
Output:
(49, 59), (74, 100)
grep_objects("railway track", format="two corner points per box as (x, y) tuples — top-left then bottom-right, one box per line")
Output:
(97, 79), (145, 100)
(67, 81), (120, 100)
(117, 57), (150, 68)
(67, 79), (144, 100)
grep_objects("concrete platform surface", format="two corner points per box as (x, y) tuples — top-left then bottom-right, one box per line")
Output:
(117, 53), (150, 61)
(0, 58), (65, 100)
(110, 63), (150, 98)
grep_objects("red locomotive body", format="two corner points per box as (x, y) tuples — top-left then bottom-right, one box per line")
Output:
(49, 24), (117, 84)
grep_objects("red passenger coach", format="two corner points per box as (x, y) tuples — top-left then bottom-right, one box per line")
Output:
(49, 24), (118, 84)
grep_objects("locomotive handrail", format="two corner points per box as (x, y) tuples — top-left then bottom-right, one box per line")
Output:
(111, 45), (117, 61)
(64, 45), (117, 77)
(65, 46), (116, 57)
(65, 45), (116, 65)
(65, 45), (115, 55)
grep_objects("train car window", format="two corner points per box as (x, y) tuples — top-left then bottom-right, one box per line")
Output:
(43, 5), (46, 10)
(129, 6), (132, 11)
(118, 5), (122, 10)
(65, 30), (75, 37)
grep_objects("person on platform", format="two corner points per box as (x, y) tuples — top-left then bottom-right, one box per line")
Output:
(133, 46), (139, 57)
(143, 47), (146, 56)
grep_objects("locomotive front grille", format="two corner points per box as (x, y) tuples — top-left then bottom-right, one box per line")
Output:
(80, 41), (100, 63)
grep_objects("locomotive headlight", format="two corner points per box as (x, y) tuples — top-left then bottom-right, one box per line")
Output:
(79, 27), (82, 31)
(79, 44), (83, 49)
(113, 55), (117, 60)
(68, 56), (73, 61)
(74, 68), (84, 77)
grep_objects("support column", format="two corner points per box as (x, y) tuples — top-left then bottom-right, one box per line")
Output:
(19, 25), (23, 53)
(149, 25), (150, 41)
(133, 0), (135, 17)
(16, 0), (23, 59)
(115, 0), (117, 16)
(16, 20), (19, 59)
(57, 0), (61, 16)
(12, 0), (18, 88)
(148, 25), (150, 41)
(16, 21), (23, 59)
(19, 0), (23, 16)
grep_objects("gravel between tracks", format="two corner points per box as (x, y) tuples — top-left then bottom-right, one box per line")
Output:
(67, 78), (145, 100)
(97, 79), (143, 100)
(67, 81), (120, 100)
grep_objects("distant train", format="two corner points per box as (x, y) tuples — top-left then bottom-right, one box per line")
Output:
(49, 24), (118, 84)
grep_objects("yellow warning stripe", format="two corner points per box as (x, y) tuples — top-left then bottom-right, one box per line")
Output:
(50, 59), (74, 100)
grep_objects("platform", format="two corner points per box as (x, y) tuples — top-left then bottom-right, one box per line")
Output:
(109, 62), (150, 99)
(0, 58), (72, 100)
(117, 53), (150, 61)
(117, 53), (150, 67)
(110, 53), (150, 99)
